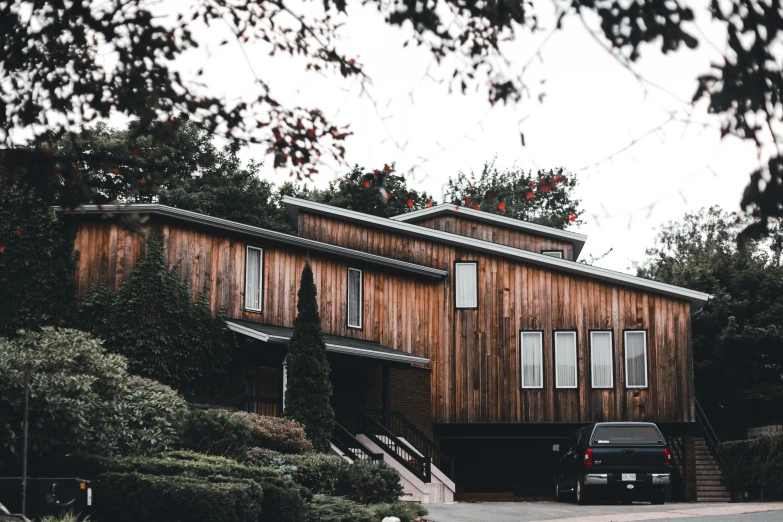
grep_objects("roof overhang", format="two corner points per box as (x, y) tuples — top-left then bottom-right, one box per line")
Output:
(391, 204), (588, 258)
(59, 203), (447, 279)
(284, 197), (711, 311)
(226, 319), (430, 365)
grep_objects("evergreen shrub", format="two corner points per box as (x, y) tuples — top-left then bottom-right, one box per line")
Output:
(720, 434), (783, 499)
(335, 459), (403, 504)
(303, 494), (373, 522)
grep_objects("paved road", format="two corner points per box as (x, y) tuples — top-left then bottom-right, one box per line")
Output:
(423, 502), (783, 522)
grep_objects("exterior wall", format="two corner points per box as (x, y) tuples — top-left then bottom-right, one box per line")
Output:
(298, 212), (695, 425)
(366, 366), (434, 440)
(414, 215), (576, 260)
(70, 217), (439, 358)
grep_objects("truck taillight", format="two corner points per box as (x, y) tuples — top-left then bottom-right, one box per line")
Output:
(664, 447), (672, 467)
(584, 448), (593, 468)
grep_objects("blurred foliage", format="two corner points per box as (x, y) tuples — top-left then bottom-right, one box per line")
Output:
(637, 206), (783, 437)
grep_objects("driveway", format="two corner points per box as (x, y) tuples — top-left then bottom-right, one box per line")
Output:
(423, 502), (783, 522)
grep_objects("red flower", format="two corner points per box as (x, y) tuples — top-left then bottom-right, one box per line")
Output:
(383, 165), (391, 173)
(526, 192), (535, 200)
(426, 200), (433, 207)
(407, 199), (414, 208)
(364, 180), (371, 188)
(139, 178), (146, 185)
(113, 168), (120, 175)
(15, 229), (22, 237)
(385, 192), (391, 200)
(348, 59), (355, 66)
(473, 204), (480, 210)
(498, 202), (506, 212)
(541, 185), (551, 193)
(529, 182), (537, 189)
(569, 213), (577, 222)
(465, 197), (472, 207)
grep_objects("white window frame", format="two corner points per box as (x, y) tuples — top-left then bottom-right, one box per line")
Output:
(624, 330), (649, 389)
(554, 331), (578, 389)
(520, 331), (544, 389)
(244, 246), (263, 312)
(454, 261), (478, 309)
(590, 331), (614, 389)
(542, 250), (564, 259)
(347, 267), (363, 329)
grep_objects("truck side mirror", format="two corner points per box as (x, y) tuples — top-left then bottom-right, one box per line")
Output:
(552, 444), (560, 453)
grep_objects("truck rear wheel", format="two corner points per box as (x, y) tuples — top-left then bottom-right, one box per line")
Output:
(576, 477), (591, 505)
(650, 491), (666, 505)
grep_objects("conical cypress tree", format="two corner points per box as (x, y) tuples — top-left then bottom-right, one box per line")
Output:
(284, 260), (335, 452)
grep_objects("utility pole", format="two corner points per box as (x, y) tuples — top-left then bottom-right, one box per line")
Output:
(21, 368), (29, 517)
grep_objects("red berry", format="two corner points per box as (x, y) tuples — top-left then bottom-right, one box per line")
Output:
(541, 185), (551, 193)
(113, 168), (120, 175)
(364, 181), (370, 188)
(383, 165), (391, 173)
(526, 192), (535, 200)
(474, 204), (480, 211)
(569, 213), (577, 222)
(426, 201), (433, 208)
(465, 197), (472, 207)
(407, 199), (414, 208)
(499, 202), (506, 212)
(139, 178), (146, 185)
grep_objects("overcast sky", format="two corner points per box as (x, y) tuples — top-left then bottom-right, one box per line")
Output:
(150, 1), (759, 271)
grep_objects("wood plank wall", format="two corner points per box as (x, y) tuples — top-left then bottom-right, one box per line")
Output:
(298, 212), (695, 425)
(415, 215), (576, 260)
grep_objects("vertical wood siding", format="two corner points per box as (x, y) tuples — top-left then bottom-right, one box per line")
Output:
(414, 215), (576, 260)
(71, 213), (694, 425)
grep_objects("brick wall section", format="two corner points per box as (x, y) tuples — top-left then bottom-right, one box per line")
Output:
(683, 436), (697, 502)
(366, 366), (433, 440)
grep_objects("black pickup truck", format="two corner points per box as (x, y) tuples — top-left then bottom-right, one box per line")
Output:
(553, 422), (672, 505)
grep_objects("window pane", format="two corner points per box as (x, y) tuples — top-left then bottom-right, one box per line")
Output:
(348, 268), (362, 328)
(245, 247), (262, 311)
(592, 425), (663, 445)
(455, 263), (478, 308)
(591, 332), (613, 388)
(542, 251), (563, 259)
(555, 332), (577, 388)
(625, 331), (648, 388)
(520, 332), (543, 388)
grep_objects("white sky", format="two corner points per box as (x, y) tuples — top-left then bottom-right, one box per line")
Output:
(42, 1), (769, 272)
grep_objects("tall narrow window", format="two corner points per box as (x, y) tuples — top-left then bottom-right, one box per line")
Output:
(245, 246), (263, 312)
(590, 331), (614, 389)
(542, 250), (564, 259)
(554, 331), (578, 388)
(455, 262), (478, 309)
(347, 267), (363, 329)
(624, 330), (648, 388)
(520, 331), (543, 389)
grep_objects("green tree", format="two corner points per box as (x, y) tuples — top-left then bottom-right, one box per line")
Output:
(79, 228), (236, 396)
(636, 206), (783, 438)
(0, 184), (78, 337)
(283, 260), (335, 452)
(305, 164), (434, 218)
(444, 162), (582, 229)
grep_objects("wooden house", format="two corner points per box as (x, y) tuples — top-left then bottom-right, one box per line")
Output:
(65, 197), (716, 502)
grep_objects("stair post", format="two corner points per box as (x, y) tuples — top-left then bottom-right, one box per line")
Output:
(382, 365), (390, 429)
(683, 436), (697, 502)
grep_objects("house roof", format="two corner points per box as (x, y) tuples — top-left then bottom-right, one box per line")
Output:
(283, 197), (711, 310)
(60, 204), (447, 279)
(226, 319), (430, 365)
(390, 204), (588, 258)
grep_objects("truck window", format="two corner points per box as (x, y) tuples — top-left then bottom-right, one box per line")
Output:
(591, 425), (664, 445)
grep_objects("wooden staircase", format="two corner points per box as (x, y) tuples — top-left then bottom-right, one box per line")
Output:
(695, 437), (731, 502)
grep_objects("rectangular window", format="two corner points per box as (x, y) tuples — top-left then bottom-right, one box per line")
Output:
(542, 250), (564, 259)
(590, 331), (614, 388)
(455, 262), (478, 309)
(554, 331), (578, 388)
(520, 331), (544, 389)
(347, 267), (363, 329)
(624, 330), (648, 388)
(245, 246), (263, 312)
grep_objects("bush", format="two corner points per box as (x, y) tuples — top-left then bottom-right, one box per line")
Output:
(370, 503), (428, 522)
(232, 411), (313, 454)
(39, 512), (91, 522)
(96, 471), (263, 522)
(304, 494), (373, 522)
(180, 406), (253, 458)
(245, 447), (283, 464)
(336, 459), (403, 504)
(720, 434), (783, 499)
(76, 451), (309, 522)
(248, 451), (349, 495)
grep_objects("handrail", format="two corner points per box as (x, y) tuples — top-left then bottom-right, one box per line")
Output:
(695, 398), (725, 469)
(364, 409), (455, 480)
(358, 410), (431, 482)
(331, 422), (383, 461)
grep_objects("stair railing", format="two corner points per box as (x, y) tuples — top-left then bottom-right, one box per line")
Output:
(358, 410), (431, 483)
(331, 422), (383, 462)
(695, 398), (725, 469)
(668, 436), (686, 502)
(364, 409), (455, 481)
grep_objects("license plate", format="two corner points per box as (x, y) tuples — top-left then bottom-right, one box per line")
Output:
(622, 473), (636, 481)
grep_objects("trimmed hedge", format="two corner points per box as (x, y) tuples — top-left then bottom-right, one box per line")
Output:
(335, 459), (404, 504)
(370, 502), (428, 522)
(249, 451), (350, 495)
(720, 434), (783, 500)
(180, 406), (253, 458)
(76, 451), (309, 522)
(96, 471), (263, 522)
(232, 411), (313, 454)
(304, 494), (373, 522)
